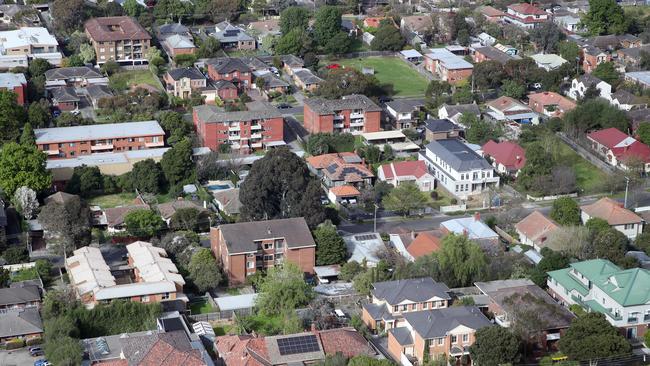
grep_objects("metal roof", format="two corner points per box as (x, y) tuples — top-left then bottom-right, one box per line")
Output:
(35, 120), (164, 143)
(214, 293), (258, 311)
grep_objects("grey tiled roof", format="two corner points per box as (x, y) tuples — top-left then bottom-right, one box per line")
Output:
(425, 119), (463, 133)
(362, 303), (394, 321)
(424, 139), (492, 172)
(385, 99), (424, 113)
(293, 69), (323, 85)
(402, 307), (491, 338)
(577, 74), (604, 86)
(388, 327), (413, 346)
(167, 67), (205, 81)
(86, 84), (113, 100)
(214, 21), (254, 43)
(474, 46), (518, 65)
(193, 104), (282, 123)
(441, 103), (480, 118)
(0, 285), (40, 306)
(372, 277), (451, 304)
(305, 95), (382, 115)
(51, 86), (80, 103)
(0, 308), (43, 338)
(45, 66), (103, 81)
(611, 89), (644, 105)
(206, 57), (251, 74)
(158, 23), (190, 35)
(218, 218), (315, 254)
(259, 73), (289, 88)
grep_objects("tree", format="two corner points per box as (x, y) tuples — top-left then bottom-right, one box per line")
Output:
(592, 62), (621, 85)
(130, 159), (164, 194)
(314, 221), (347, 265)
(559, 313), (631, 360)
(79, 43), (96, 64)
(473, 61), (505, 90)
(585, 217), (610, 236)
(317, 68), (386, 100)
(160, 138), (194, 188)
(550, 197), (581, 226)
(0, 143), (51, 196)
(470, 326), (522, 366)
(275, 28), (309, 56)
(280, 6), (310, 34)
(188, 248), (222, 292)
(45, 336), (83, 366)
(52, 0), (87, 34)
(256, 263), (314, 316)
(124, 209), (166, 237)
(545, 226), (591, 259)
(157, 231), (198, 268)
(2, 246), (28, 264)
(636, 124), (650, 145)
(563, 99), (629, 137)
(635, 232), (650, 256)
(323, 31), (352, 55)
(28, 100), (51, 128)
(529, 248), (571, 287)
(195, 0), (239, 22)
(382, 182), (431, 216)
(0, 268), (9, 288)
(240, 148), (325, 228)
(170, 207), (208, 232)
(65, 165), (103, 196)
(518, 143), (554, 191)
(38, 194), (91, 256)
(500, 79), (527, 99)
(153, 0), (193, 22)
(339, 260), (363, 281)
(20, 122), (35, 146)
(591, 228), (628, 263)
(100, 60), (120, 76)
(370, 21), (405, 51)
(122, 0), (144, 17)
(558, 41), (581, 63)
(0, 90), (27, 145)
(530, 22), (565, 53)
(314, 6), (342, 47)
(348, 355), (393, 366)
(465, 118), (501, 145)
(437, 234), (488, 287)
(13, 186), (39, 219)
(196, 37), (221, 58)
(582, 0), (628, 35)
(159, 111), (191, 146)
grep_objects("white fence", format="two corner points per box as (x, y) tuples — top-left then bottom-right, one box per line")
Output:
(440, 204), (467, 213)
(526, 192), (578, 202)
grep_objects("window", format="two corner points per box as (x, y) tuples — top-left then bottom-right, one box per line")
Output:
(423, 302), (428, 310)
(247, 261), (255, 269)
(462, 334), (468, 342)
(162, 292), (170, 300)
(625, 224), (635, 230)
(263, 243), (273, 250)
(141, 295), (150, 302)
(411, 304), (416, 311)
(393, 305), (399, 312)
(401, 305), (408, 311)
(436, 337), (444, 345)
(451, 335), (457, 344)
(69, 143), (75, 147)
(263, 254), (274, 261)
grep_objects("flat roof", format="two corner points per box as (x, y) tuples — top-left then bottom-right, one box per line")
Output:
(426, 48), (473, 70)
(214, 293), (258, 311)
(362, 130), (406, 141)
(35, 121), (164, 144)
(626, 71), (650, 85)
(46, 148), (170, 169)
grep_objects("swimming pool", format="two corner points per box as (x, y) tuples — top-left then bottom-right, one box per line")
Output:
(204, 180), (235, 192)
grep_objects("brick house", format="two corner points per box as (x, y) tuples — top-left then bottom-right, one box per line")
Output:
(362, 277), (451, 331)
(35, 120), (165, 159)
(206, 57), (252, 91)
(473, 46), (518, 65)
(210, 218), (316, 286)
(528, 91), (576, 118)
(504, 3), (549, 29)
(163, 68), (206, 99)
(44, 66), (106, 89)
(49, 86), (79, 111)
(477, 5), (506, 23)
(306, 152), (374, 189)
(192, 102), (284, 154)
(0, 73), (26, 105)
(0, 308), (43, 344)
(587, 127), (650, 173)
(202, 80), (238, 102)
(387, 306), (492, 365)
(157, 23), (196, 60)
(84, 16), (152, 65)
(424, 48), (473, 84)
(581, 45), (611, 73)
(303, 95), (382, 134)
(424, 119), (464, 141)
(292, 68), (323, 92)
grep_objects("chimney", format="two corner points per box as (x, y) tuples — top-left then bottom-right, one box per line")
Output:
(516, 155), (521, 161)
(267, 226), (272, 235)
(474, 212), (481, 221)
(311, 323), (317, 332)
(411, 231), (415, 239)
(463, 228), (469, 236)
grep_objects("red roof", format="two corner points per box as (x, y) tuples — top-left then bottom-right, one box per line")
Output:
(587, 128), (630, 149)
(508, 3), (547, 15)
(317, 328), (376, 358)
(407, 231), (443, 258)
(363, 17), (386, 28)
(380, 160), (430, 180)
(588, 128), (650, 163)
(482, 140), (526, 170)
(330, 185), (361, 197)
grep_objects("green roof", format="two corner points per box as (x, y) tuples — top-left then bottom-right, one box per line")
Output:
(547, 268), (589, 296)
(569, 259), (620, 279)
(584, 299), (622, 321)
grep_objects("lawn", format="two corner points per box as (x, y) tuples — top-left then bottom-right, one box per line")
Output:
(337, 57), (429, 97)
(189, 299), (216, 314)
(109, 69), (163, 91)
(213, 324), (237, 336)
(555, 138), (607, 194)
(88, 193), (137, 208)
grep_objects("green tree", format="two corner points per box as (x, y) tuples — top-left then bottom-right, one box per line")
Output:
(239, 148), (325, 228)
(124, 209), (166, 237)
(174, 54), (197, 67)
(122, 0), (144, 17)
(314, 221), (347, 265)
(636, 124), (650, 145)
(131, 159), (164, 194)
(473, 61), (505, 90)
(470, 326), (522, 366)
(0, 143), (51, 195)
(280, 6), (310, 34)
(529, 248), (571, 287)
(437, 234), (488, 287)
(382, 182), (431, 216)
(317, 68), (385, 100)
(0, 268), (9, 288)
(275, 28), (309, 56)
(592, 228), (628, 263)
(20, 122), (35, 146)
(188, 248), (222, 292)
(339, 260), (363, 281)
(100, 60), (120, 76)
(0, 90), (27, 145)
(314, 6), (342, 47)
(465, 118), (501, 145)
(592, 62), (621, 85)
(28, 100), (51, 128)
(196, 36), (221, 58)
(559, 313), (631, 360)
(562, 99), (629, 137)
(518, 143), (554, 191)
(324, 31), (352, 55)
(256, 263), (314, 316)
(2, 246), (29, 264)
(549, 197), (581, 226)
(530, 22), (565, 53)
(581, 0), (628, 35)
(558, 41), (581, 63)
(501, 79), (527, 99)
(585, 217), (610, 236)
(51, 0), (88, 34)
(45, 336), (83, 366)
(347, 355), (393, 366)
(159, 111), (191, 146)
(370, 21), (405, 51)
(170, 207), (208, 232)
(160, 138), (195, 188)
(635, 232), (650, 256)
(65, 165), (103, 196)
(38, 194), (91, 256)
(153, 0), (193, 22)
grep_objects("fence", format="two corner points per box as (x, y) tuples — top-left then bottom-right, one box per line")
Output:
(526, 192), (578, 202)
(494, 225), (517, 244)
(318, 51), (396, 60)
(440, 204), (467, 213)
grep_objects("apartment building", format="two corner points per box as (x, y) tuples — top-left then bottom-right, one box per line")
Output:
(362, 277), (451, 331)
(419, 139), (499, 200)
(504, 3), (549, 29)
(424, 48), (473, 85)
(35, 121), (165, 159)
(0, 72), (26, 105)
(210, 218), (316, 286)
(0, 27), (62, 68)
(84, 16), (152, 65)
(303, 95), (382, 134)
(548, 259), (650, 339)
(192, 102), (284, 154)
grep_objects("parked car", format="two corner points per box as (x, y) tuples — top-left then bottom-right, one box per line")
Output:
(276, 103), (292, 109)
(29, 347), (44, 357)
(34, 360), (51, 366)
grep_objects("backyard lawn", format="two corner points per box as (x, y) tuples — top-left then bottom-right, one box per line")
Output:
(88, 193), (137, 208)
(190, 299), (216, 314)
(552, 137), (607, 194)
(213, 324), (237, 336)
(109, 69), (163, 92)
(337, 57), (429, 97)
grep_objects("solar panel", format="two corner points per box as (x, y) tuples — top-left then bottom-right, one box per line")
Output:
(277, 335), (320, 356)
(355, 234), (377, 241)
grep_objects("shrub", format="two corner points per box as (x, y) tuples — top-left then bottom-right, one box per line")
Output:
(450, 198), (458, 205)
(430, 191), (438, 200)
(5, 338), (25, 350)
(26, 336), (43, 346)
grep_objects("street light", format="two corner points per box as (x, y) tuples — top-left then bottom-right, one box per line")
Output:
(624, 176), (630, 208)
(373, 204), (379, 233)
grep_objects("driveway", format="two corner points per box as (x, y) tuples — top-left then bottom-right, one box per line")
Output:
(0, 349), (38, 366)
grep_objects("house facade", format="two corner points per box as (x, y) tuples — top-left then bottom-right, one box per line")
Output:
(424, 48), (473, 85)
(424, 119), (464, 141)
(213, 22), (255, 51)
(304, 95), (382, 135)
(587, 128), (650, 173)
(486, 96), (540, 124)
(384, 99), (425, 129)
(504, 3), (549, 29)
(210, 218), (316, 286)
(515, 210), (559, 251)
(163, 68), (207, 99)
(528, 91), (576, 118)
(567, 74), (612, 100)
(0, 73), (26, 105)
(206, 57), (252, 91)
(580, 197), (644, 240)
(84, 16), (152, 65)
(378, 160), (435, 192)
(306, 152), (374, 189)
(481, 140), (526, 176)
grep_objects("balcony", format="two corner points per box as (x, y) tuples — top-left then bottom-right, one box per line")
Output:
(228, 135), (241, 141)
(333, 115), (344, 120)
(145, 141), (164, 148)
(333, 122), (344, 128)
(350, 121), (365, 127)
(91, 144), (113, 151)
(350, 112), (364, 119)
(230, 143), (241, 149)
(251, 124), (262, 130)
(44, 149), (59, 156)
(228, 126), (240, 132)
(644, 314), (650, 322)
(251, 133), (262, 139)
(251, 142), (263, 149)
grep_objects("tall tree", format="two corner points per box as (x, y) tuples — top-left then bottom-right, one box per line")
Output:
(591, 228), (628, 263)
(131, 159), (165, 194)
(314, 6), (342, 47)
(280, 6), (310, 34)
(256, 263), (314, 316)
(38, 194), (91, 256)
(549, 197), (581, 226)
(195, 0), (239, 22)
(188, 248), (222, 292)
(530, 22), (565, 53)
(65, 165), (103, 196)
(239, 148), (325, 228)
(52, 0), (88, 34)
(582, 0), (628, 35)
(124, 209), (166, 238)
(13, 186), (39, 220)
(160, 138), (194, 188)
(470, 326), (522, 366)
(314, 221), (347, 265)
(370, 21), (405, 51)
(559, 313), (631, 360)
(0, 143), (51, 195)
(558, 40), (581, 63)
(382, 182), (431, 217)
(0, 90), (27, 145)
(591, 62), (621, 85)
(20, 122), (35, 146)
(28, 100), (51, 128)
(122, 0), (144, 17)
(436, 234), (488, 287)
(275, 28), (309, 56)
(562, 99), (630, 137)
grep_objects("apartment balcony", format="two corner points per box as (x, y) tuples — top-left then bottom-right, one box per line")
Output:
(91, 144), (113, 151)
(251, 124), (262, 130)
(333, 115), (344, 120)
(228, 135), (241, 141)
(333, 122), (344, 128)
(350, 121), (365, 127)
(251, 133), (262, 139)
(350, 112), (364, 119)
(644, 314), (650, 322)
(251, 142), (263, 149)
(145, 141), (164, 148)
(228, 126), (241, 132)
(230, 142), (241, 149)
(44, 149), (59, 156)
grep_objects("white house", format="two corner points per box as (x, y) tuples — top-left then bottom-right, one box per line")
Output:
(378, 160), (435, 192)
(567, 74), (612, 100)
(504, 3), (549, 29)
(580, 197), (644, 240)
(485, 96), (540, 125)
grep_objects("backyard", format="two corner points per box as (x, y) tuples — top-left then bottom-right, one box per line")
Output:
(190, 298), (216, 315)
(337, 57), (429, 97)
(108, 69), (163, 92)
(555, 138), (608, 194)
(87, 192), (174, 208)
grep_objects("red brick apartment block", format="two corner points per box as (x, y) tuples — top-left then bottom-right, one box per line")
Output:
(303, 94), (382, 134)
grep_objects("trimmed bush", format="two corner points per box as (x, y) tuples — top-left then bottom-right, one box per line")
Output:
(5, 338), (25, 350)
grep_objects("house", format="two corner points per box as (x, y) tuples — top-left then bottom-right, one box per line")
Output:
(494, 43), (519, 56)
(0, 73), (26, 105)
(0, 4), (40, 26)
(215, 328), (375, 366)
(384, 99), (425, 129)
(49, 86), (80, 111)
(400, 49), (424, 64)
(103, 204), (150, 232)
(86, 84), (113, 109)
(0, 285), (41, 310)
(304, 95), (382, 135)
(441, 214), (500, 249)
(477, 32), (497, 46)
(424, 48), (473, 85)
(567, 74), (612, 100)
(306, 152), (374, 189)
(481, 140), (526, 176)
(362, 277), (451, 331)
(472, 46), (519, 65)
(328, 185), (361, 206)
(504, 3), (549, 29)
(486, 96), (540, 124)
(66, 244), (186, 308)
(280, 54), (305, 75)
(344, 232), (385, 267)
(424, 119), (464, 141)
(586, 128), (650, 173)
(164, 68), (207, 100)
(212, 21), (255, 51)
(254, 71), (290, 95)
(313, 265), (340, 284)
(361, 131), (420, 154)
(162, 34), (196, 60)
(474, 279), (574, 352)
(387, 306), (492, 365)
(580, 197), (644, 239)
(547, 259), (650, 338)
(206, 57), (252, 90)
(292, 68), (323, 92)
(378, 160), (435, 192)
(247, 19), (281, 43)
(390, 230), (444, 261)
(610, 90), (647, 111)
(192, 102), (284, 154)
(0, 308), (43, 343)
(530, 53), (568, 71)
(515, 211), (559, 251)
(438, 103), (481, 126)
(0, 27), (62, 68)
(212, 188), (241, 216)
(84, 16), (152, 65)
(618, 47), (650, 67)
(625, 71), (650, 89)
(44, 66), (107, 89)
(156, 200), (207, 225)
(581, 45), (611, 73)
(35, 120), (165, 160)
(210, 218), (316, 286)
(477, 5), (506, 23)
(528, 91), (576, 118)
(400, 15), (434, 47)
(554, 14), (582, 32)
(419, 139), (499, 200)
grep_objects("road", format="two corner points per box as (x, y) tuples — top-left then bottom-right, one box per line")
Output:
(337, 213), (471, 234)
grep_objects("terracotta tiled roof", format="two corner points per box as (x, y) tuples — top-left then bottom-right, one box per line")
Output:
(581, 197), (643, 225)
(317, 328), (376, 358)
(528, 91), (576, 117)
(330, 185), (361, 197)
(85, 16), (151, 42)
(482, 140), (526, 170)
(479, 5), (506, 17)
(486, 96), (529, 113)
(514, 211), (558, 247)
(307, 153), (374, 183)
(508, 3), (547, 15)
(215, 335), (264, 366)
(406, 230), (443, 258)
(306, 152), (359, 169)
(139, 332), (205, 366)
(380, 160), (429, 180)
(588, 128), (650, 163)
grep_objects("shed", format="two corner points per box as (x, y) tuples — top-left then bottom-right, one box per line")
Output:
(313, 265), (341, 284)
(214, 293), (258, 312)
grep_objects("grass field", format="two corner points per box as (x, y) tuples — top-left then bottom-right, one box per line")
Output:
(554, 137), (607, 194)
(337, 57), (429, 97)
(88, 193), (137, 208)
(189, 299), (216, 314)
(109, 70), (163, 91)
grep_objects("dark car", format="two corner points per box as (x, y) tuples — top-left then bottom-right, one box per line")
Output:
(277, 103), (292, 109)
(29, 347), (44, 357)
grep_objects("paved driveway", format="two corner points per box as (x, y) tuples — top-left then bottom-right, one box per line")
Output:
(0, 349), (38, 366)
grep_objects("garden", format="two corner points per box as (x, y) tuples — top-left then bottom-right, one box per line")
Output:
(337, 57), (429, 97)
